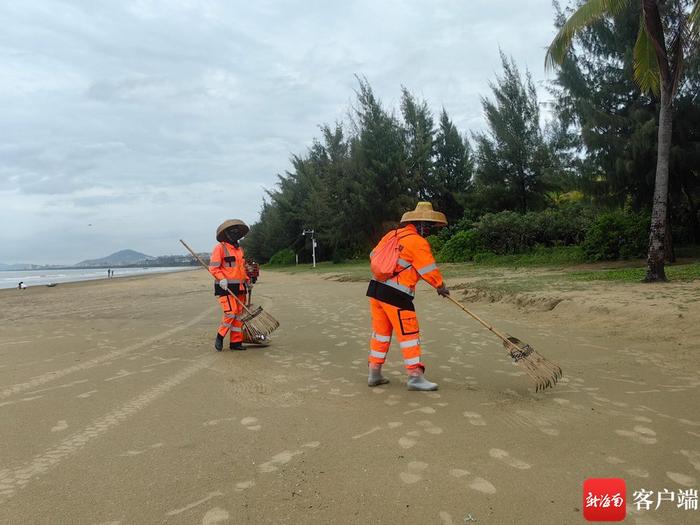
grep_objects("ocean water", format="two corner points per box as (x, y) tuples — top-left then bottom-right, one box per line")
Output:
(0, 267), (196, 290)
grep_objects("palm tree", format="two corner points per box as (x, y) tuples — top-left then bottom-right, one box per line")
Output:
(547, 0), (700, 281)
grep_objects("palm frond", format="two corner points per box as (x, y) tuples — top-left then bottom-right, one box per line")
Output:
(633, 21), (661, 95)
(691, 1), (700, 36)
(546, 0), (631, 70)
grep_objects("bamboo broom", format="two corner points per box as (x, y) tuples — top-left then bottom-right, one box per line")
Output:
(446, 295), (562, 392)
(179, 239), (279, 343)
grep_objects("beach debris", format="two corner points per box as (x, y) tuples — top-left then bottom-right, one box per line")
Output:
(445, 295), (562, 392)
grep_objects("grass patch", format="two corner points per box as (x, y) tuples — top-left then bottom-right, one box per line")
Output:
(568, 262), (700, 283)
(471, 245), (585, 267)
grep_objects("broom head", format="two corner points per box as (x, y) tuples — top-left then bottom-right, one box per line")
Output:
(503, 336), (563, 392)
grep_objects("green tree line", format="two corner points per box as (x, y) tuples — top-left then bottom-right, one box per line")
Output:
(245, 1), (700, 278)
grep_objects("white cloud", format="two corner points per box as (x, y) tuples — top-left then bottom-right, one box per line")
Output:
(0, 0), (559, 264)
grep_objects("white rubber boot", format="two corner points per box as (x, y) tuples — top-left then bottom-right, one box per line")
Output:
(368, 364), (390, 387)
(407, 371), (438, 391)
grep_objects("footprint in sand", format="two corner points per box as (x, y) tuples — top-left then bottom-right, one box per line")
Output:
(399, 435), (417, 449)
(240, 417), (261, 431)
(463, 412), (486, 426)
(387, 421), (403, 429)
(666, 471), (697, 487)
(404, 406), (436, 415)
(449, 468), (496, 494)
(235, 481), (255, 492)
(625, 468), (650, 478)
(606, 456), (626, 465)
(258, 450), (303, 473)
(385, 395), (400, 406)
(438, 511), (456, 525)
(417, 420), (443, 435)
(51, 420), (68, 432)
(202, 507), (229, 524)
(615, 426), (657, 445)
(680, 450), (700, 471)
(399, 461), (428, 484)
(489, 448), (531, 469)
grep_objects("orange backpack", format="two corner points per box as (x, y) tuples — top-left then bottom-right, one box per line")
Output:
(370, 230), (414, 281)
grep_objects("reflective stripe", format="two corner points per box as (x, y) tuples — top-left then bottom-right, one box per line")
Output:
(372, 332), (392, 343)
(217, 279), (243, 285)
(417, 262), (437, 275)
(370, 250), (376, 257)
(370, 350), (386, 359)
(225, 313), (240, 320)
(209, 263), (219, 268)
(230, 327), (242, 333)
(399, 338), (420, 349)
(397, 258), (411, 268)
(380, 279), (415, 297)
(404, 356), (421, 366)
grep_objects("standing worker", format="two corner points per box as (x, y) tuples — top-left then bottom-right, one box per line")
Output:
(366, 202), (450, 391)
(210, 219), (251, 351)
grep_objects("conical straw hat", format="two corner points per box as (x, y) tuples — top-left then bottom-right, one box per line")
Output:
(400, 202), (447, 226)
(216, 219), (250, 242)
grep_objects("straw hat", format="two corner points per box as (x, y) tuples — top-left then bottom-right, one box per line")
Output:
(400, 202), (447, 226)
(216, 219), (250, 242)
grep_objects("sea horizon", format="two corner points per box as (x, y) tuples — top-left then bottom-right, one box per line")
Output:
(1, 266), (196, 290)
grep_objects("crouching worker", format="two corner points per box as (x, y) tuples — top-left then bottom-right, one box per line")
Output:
(210, 219), (251, 351)
(366, 202), (450, 391)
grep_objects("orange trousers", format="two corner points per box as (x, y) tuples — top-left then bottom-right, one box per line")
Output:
(217, 294), (245, 343)
(368, 298), (424, 371)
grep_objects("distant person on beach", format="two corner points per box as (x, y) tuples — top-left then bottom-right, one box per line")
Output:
(18, 281), (26, 290)
(366, 202), (450, 391)
(210, 219), (251, 352)
(107, 269), (112, 278)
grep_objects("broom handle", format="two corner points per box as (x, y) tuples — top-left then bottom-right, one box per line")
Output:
(179, 239), (253, 316)
(445, 295), (512, 345)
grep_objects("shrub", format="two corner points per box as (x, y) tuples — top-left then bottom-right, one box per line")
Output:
(582, 211), (650, 261)
(268, 248), (296, 266)
(438, 230), (485, 262)
(474, 205), (594, 254)
(426, 235), (444, 254)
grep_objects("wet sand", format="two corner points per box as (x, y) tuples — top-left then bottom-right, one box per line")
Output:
(1, 269), (699, 524)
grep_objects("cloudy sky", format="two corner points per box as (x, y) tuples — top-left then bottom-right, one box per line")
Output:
(1, 0), (560, 265)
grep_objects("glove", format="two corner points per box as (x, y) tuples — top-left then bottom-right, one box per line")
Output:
(436, 284), (450, 297)
(219, 279), (228, 291)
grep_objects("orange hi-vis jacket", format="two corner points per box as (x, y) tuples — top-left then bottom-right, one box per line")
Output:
(367, 224), (444, 305)
(209, 242), (249, 295)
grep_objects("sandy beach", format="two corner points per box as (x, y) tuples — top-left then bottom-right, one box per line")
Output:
(1, 269), (699, 524)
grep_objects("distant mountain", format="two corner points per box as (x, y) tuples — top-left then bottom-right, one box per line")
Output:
(75, 249), (155, 267)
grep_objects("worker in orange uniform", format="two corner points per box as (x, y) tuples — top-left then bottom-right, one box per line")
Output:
(210, 219), (251, 351)
(366, 202), (450, 391)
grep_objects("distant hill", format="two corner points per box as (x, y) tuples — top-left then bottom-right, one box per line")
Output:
(75, 249), (155, 267)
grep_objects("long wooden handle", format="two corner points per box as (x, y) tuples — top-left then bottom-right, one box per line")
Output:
(445, 294), (512, 345)
(179, 239), (252, 315)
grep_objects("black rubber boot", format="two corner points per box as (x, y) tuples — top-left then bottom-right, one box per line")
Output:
(214, 334), (224, 352)
(230, 342), (247, 351)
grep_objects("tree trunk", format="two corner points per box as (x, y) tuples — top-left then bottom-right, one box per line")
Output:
(644, 85), (673, 282)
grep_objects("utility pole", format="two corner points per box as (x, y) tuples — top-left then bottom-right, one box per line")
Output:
(302, 229), (316, 268)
